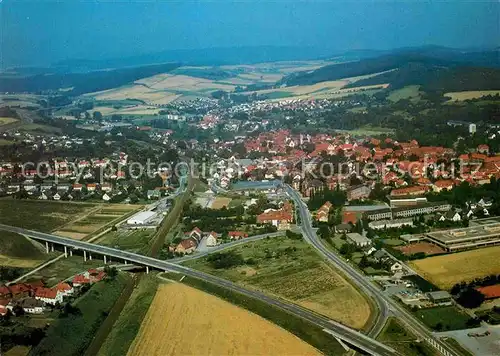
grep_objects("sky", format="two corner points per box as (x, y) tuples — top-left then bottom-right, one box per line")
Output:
(1, 0), (499, 68)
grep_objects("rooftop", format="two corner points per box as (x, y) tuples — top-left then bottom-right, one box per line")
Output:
(427, 222), (500, 245)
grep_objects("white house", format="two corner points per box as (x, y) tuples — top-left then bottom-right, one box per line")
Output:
(55, 282), (74, 298)
(34, 288), (63, 305)
(390, 262), (404, 274)
(206, 232), (218, 247)
(102, 193), (111, 202)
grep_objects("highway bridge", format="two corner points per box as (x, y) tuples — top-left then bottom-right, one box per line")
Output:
(0, 223), (397, 356)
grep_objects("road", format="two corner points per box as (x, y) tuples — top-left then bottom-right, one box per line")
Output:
(284, 185), (461, 356)
(0, 223), (396, 356)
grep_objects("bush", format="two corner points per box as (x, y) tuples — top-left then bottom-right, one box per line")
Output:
(206, 251), (245, 269)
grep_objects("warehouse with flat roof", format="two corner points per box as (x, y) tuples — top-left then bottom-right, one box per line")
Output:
(127, 211), (157, 225)
(425, 222), (500, 252)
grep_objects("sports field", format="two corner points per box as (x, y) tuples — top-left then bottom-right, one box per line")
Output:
(396, 242), (446, 256)
(210, 196), (232, 209)
(410, 246), (500, 289)
(127, 283), (320, 356)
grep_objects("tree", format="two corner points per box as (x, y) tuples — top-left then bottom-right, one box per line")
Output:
(104, 266), (118, 279)
(13, 304), (24, 316)
(456, 287), (485, 308)
(93, 111), (103, 121)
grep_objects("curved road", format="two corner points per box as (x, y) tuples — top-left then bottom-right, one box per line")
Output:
(0, 223), (396, 356)
(284, 185), (461, 356)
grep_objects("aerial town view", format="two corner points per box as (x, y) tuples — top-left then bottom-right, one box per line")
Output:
(0, 1), (499, 356)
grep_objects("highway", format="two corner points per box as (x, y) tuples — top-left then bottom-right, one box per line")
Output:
(284, 185), (460, 356)
(0, 223), (397, 356)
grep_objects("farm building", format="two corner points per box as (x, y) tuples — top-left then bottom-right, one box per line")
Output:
(127, 211), (156, 225)
(426, 291), (453, 306)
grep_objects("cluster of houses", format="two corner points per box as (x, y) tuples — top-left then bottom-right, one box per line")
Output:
(170, 227), (250, 255)
(256, 201), (294, 230)
(0, 269), (106, 316)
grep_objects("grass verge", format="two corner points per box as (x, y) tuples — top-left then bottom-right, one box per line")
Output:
(96, 274), (159, 356)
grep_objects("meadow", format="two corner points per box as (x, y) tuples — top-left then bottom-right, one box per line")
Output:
(409, 246), (500, 289)
(377, 318), (438, 356)
(184, 236), (372, 329)
(97, 229), (155, 254)
(127, 283), (320, 356)
(0, 117), (18, 126)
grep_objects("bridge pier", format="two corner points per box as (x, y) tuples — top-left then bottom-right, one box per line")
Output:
(89, 253), (92, 261)
(124, 260), (128, 265)
(70, 249), (73, 257)
(45, 242), (49, 254)
(51, 243), (54, 252)
(84, 250), (87, 262)
(104, 256), (107, 264)
(64, 246), (68, 258)
(146, 266), (149, 274)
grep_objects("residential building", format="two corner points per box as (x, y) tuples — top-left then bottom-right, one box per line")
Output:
(175, 238), (198, 254)
(206, 232), (218, 247)
(228, 231), (248, 240)
(35, 287), (63, 305)
(347, 185), (371, 201)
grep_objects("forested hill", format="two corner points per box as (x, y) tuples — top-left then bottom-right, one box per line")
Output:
(0, 62), (180, 95)
(280, 49), (500, 92)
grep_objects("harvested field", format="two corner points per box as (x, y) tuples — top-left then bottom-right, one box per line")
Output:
(410, 246), (500, 289)
(445, 90), (500, 101)
(210, 196), (232, 209)
(128, 283), (320, 356)
(396, 242), (446, 256)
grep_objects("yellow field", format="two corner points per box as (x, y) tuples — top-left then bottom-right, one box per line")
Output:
(5, 345), (30, 356)
(128, 283), (320, 356)
(210, 197), (232, 209)
(410, 246), (500, 289)
(0, 117), (18, 126)
(445, 90), (500, 101)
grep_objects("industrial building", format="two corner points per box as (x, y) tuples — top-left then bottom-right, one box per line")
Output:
(364, 202), (451, 221)
(425, 222), (500, 252)
(127, 211), (157, 225)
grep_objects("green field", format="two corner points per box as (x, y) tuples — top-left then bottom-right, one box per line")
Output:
(184, 236), (372, 329)
(97, 229), (156, 254)
(97, 275), (160, 356)
(23, 256), (103, 286)
(0, 231), (45, 259)
(377, 318), (437, 356)
(0, 200), (96, 232)
(30, 273), (130, 356)
(413, 306), (472, 331)
(388, 85), (422, 102)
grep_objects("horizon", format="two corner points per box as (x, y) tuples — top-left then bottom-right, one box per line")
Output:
(1, 1), (499, 69)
